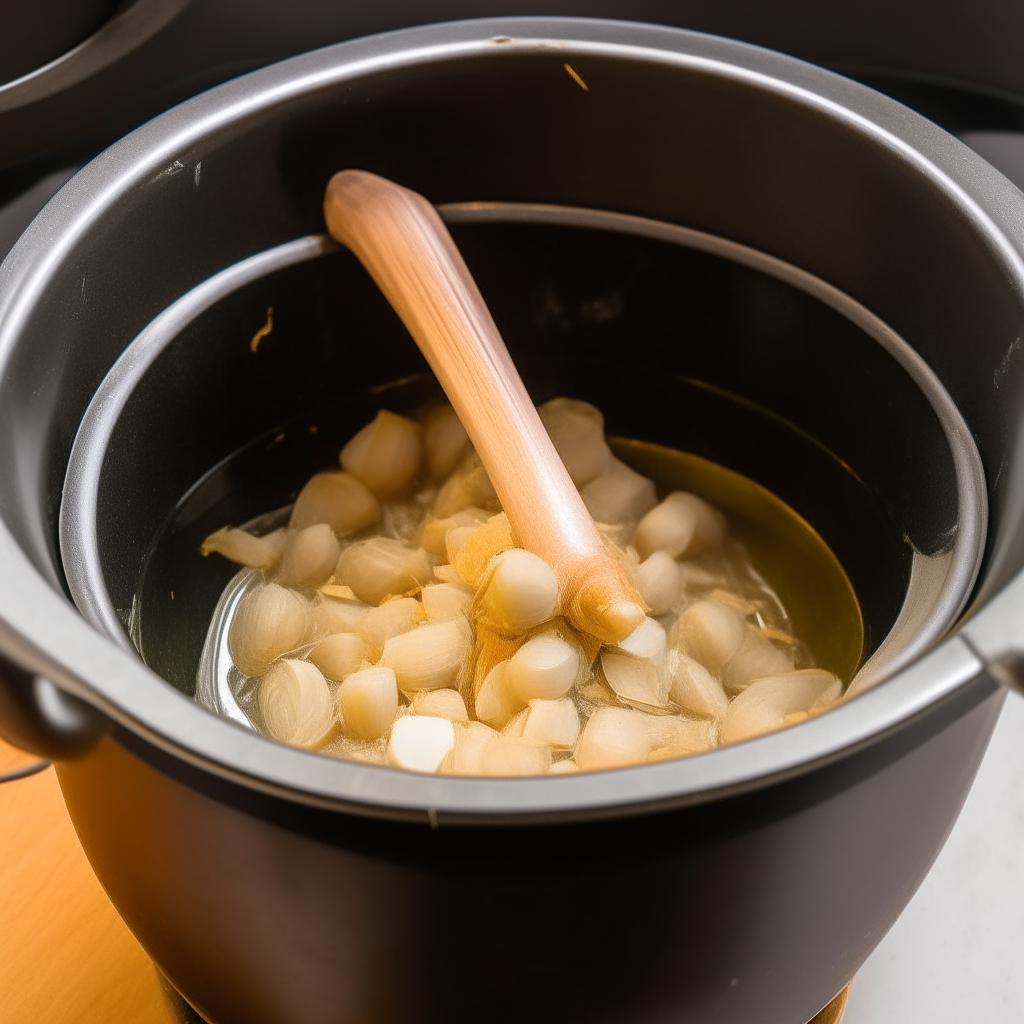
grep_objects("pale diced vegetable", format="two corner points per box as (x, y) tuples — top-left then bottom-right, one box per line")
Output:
(357, 597), (421, 660)
(420, 583), (473, 622)
(386, 715), (456, 773)
(442, 721), (499, 774)
(522, 698), (580, 748)
(721, 669), (842, 744)
(480, 736), (553, 776)
(667, 651), (729, 718)
(448, 513), (515, 586)
(617, 617), (668, 674)
(411, 688), (469, 721)
(633, 491), (726, 560)
(721, 629), (794, 694)
(340, 410), (423, 498)
(506, 634), (581, 702)
(580, 458), (657, 526)
(228, 583), (308, 677)
(474, 660), (525, 729)
(290, 471), (380, 534)
(200, 526), (287, 569)
(635, 550), (681, 617)
(644, 715), (718, 760)
(380, 618), (473, 692)
(432, 457), (498, 517)
(310, 593), (369, 637)
(673, 599), (746, 671)
(478, 548), (559, 634)
(602, 651), (669, 709)
(309, 632), (367, 681)
(275, 524), (340, 589)
(538, 397), (612, 486)
(423, 404), (469, 482)
(420, 506), (490, 558)
(338, 666), (399, 740)
(336, 537), (432, 605)
(258, 659), (334, 748)
(574, 707), (655, 770)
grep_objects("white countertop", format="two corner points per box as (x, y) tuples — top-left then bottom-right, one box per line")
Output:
(844, 691), (1024, 1022)
(846, 127), (1024, 1024)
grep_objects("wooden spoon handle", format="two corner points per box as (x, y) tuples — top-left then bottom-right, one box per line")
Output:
(323, 169), (644, 643)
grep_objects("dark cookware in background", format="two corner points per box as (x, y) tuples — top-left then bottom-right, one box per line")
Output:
(3, 18), (1024, 1024)
(4, 0), (1024, 195)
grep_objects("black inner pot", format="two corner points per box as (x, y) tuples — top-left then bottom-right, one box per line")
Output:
(91, 218), (959, 697)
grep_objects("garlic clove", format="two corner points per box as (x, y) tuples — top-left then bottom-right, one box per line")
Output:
(411, 688), (468, 721)
(580, 458), (658, 527)
(337, 665), (399, 740)
(617, 617), (668, 675)
(522, 698), (580, 748)
(477, 548), (560, 635)
(275, 524), (341, 589)
(336, 537), (432, 605)
(673, 599), (746, 671)
(290, 471), (380, 535)
(635, 551), (682, 617)
(228, 583), (308, 677)
(310, 592), (370, 638)
(633, 491), (726, 560)
(432, 455), (499, 518)
(309, 631), (367, 681)
(721, 669), (842, 745)
(549, 758), (580, 774)
(423, 404), (469, 482)
(574, 707), (655, 770)
(201, 526), (287, 569)
(420, 506), (490, 558)
(538, 397), (613, 486)
(667, 650), (729, 718)
(448, 513), (515, 586)
(386, 715), (455, 773)
(379, 618), (473, 692)
(602, 652), (670, 709)
(480, 736), (552, 776)
(474, 660), (525, 729)
(357, 597), (422, 660)
(579, 678), (619, 706)
(442, 720), (499, 774)
(420, 583), (473, 622)
(506, 634), (581, 702)
(721, 628), (795, 695)
(340, 410), (423, 498)
(432, 564), (463, 586)
(258, 658), (334, 748)
(501, 706), (530, 738)
(644, 715), (718, 761)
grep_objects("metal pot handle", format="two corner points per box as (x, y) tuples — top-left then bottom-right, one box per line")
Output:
(961, 570), (1024, 697)
(0, 647), (108, 761)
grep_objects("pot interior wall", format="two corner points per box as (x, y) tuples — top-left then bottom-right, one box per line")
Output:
(3, 38), (1022, 656)
(92, 221), (950, 695)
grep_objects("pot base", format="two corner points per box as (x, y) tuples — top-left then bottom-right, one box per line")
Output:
(171, 985), (853, 1023)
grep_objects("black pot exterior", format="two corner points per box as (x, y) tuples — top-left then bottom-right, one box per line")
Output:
(59, 676), (1002, 1024)
(2, 16), (1024, 1024)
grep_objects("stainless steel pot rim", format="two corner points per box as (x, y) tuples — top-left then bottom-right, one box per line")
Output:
(0, 16), (1020, 822)
(61, 204), (987, 725)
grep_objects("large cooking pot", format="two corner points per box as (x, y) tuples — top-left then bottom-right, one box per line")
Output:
(2, 17), (1024, 1024)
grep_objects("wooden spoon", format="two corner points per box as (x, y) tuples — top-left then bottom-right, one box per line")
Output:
(323, 169), (645, 644)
